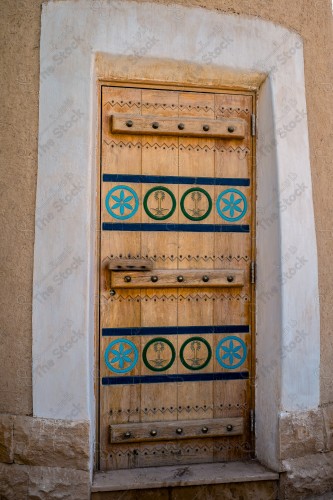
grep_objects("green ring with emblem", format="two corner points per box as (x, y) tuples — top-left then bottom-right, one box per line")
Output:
(180, 187), (212, 221)
(179, 336), (212, 371)
(142, 337), (176, 372)
(143, 186), (177, 220)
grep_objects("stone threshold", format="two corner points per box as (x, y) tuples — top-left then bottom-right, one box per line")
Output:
(92, 460), (279, 492)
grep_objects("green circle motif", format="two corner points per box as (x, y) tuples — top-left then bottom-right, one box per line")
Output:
(142, 337), (176, 372)
(180, 336), (212, 371)
(180, 187), (212, 221)
(143, 186), (177, 220)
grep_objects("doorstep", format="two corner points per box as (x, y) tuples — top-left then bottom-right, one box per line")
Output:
(91, 460), (279, 492)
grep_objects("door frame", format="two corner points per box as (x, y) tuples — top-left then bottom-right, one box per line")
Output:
(95, 80), (257, 470)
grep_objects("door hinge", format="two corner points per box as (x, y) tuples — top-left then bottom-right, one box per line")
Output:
(251, 113), (256, 136)
(250, 409), (255, 433)
(250, 261), (256, 284)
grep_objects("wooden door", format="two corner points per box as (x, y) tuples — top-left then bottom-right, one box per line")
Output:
(99, 84), (255, 470)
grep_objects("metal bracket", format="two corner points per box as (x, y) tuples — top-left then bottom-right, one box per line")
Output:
(250, 409), (255, 433)
(251, 114), (256, 136)
(250, 261), (256, 284)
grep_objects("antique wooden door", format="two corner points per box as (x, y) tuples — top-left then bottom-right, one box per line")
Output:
(99, 84), (255, 470)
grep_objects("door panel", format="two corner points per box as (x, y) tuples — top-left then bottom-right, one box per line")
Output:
(99, 85), (255, 470)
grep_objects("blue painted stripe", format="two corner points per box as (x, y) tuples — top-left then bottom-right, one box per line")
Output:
(102, 372), (249, 385)
(102, 223), (250, 233)
(103, 174), (250, 187)
(102, 325), (249, 336)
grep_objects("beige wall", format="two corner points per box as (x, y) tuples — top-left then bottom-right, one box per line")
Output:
(1, 0), (332, 416)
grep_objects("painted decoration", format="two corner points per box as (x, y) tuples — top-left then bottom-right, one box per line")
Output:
(180, 336), (212, 370)
(180, 187), (212, 221)
(105, 185), (139, 220)
(142, 337), (176, 372)
(216, 336), (247, 370)
(143, 186), (176, 220)
(104, 339), (138, 374)
(216, 188), (247, 222)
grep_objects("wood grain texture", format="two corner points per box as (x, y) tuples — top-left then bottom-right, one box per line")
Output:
(100, 85), (255, 469)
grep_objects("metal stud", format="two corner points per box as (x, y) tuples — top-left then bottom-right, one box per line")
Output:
(126, 120), (133, 127)
(152, 122), (159, 129)
(124, 275), (132, 283)
(124, 431), (132, 438)
(176, 428), (183, 434)
(177, 276), (184, 283)
(178, 123), (185, 130)
(203, 124), (210, 131)
(201, 426), (208, 433)
(228, 125), (235, 133)
(226, 424), (233, 432)
(202, 275), (209, 283)
(227, 275), (234, 283)
(110, 289), (116, 296)
(150, 429), (157, 437)
(151, 275), (158, 283)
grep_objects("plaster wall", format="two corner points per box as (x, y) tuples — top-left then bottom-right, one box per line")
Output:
(0, 0), (332, 475)
(1, 0), (332, 419)
(25, 0), (320, 472)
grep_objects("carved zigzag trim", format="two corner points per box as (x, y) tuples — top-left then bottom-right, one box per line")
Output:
(103, 101), (141, 109)
(146, 255), (250, 263)
(104, 293), (250, 303)
(142, 103), (215, 113)
(103, 101), (215, 113)
(104, 255), (250, 262)
(103, 139), (250, 157)
(103, 102), (251, 115)
(103, 139), (177, 150)
(216, 106), (250, 115)
(109, 441), (251, 457)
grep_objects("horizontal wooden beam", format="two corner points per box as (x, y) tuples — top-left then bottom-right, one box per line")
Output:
(110, 417), (243, 443)
(110, 269), (244, 288)
(111, 113), (246, 138)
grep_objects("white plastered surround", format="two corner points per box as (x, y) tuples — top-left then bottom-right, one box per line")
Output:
(34, 0), (320, 471)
